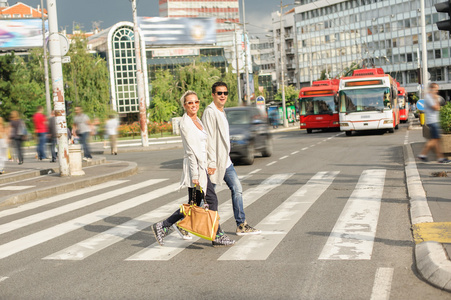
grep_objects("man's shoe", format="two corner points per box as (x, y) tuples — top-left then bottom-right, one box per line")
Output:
(417, 155), (428, 162)
(212, 232), (235, 247)
(172, 224), (192, 240)
(82, 157), (88, 161)
(438, 158), (451, 164)
(236, 221), (261, 236)
(152, 222), (169, 246)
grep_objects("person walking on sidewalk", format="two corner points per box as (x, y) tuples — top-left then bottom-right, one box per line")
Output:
(33, 105), (48, 161)
(105, 114), (119, 155)
(202, 81), (261, 236)
(0, 117), (7, 174)
(418, 82), (450, 164)
(47, 110), (57, 162)
(152, 90), (235, 247)
(9, 111), (25, 165)
(73, 106), (93, 161)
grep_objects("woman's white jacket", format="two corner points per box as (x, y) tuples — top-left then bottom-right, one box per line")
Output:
(179, 113), (208, 194)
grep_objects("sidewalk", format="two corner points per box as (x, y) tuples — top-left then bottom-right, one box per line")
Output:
(406, 118), (451, 291)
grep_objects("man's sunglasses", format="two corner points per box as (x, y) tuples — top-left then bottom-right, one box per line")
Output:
(185, 100), (200, 105)
(215, 91), (229, 96)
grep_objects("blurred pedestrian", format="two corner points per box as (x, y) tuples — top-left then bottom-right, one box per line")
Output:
(105, 114), (119, 155)
(72, 106), (93, 161)
(202, 81), (261, 236)
(48, 110), (57, 162)
(9, 110), (25, 165)
(0, 117), (7, 174)
(152, 90), (235, 247)
(418, 82), (450, 164)
(33, 105), (48, 161)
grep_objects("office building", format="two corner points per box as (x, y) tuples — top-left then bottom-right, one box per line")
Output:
(273, 0), (451, 99)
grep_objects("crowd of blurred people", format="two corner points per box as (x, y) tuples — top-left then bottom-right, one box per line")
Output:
(0, 106), (119, 175)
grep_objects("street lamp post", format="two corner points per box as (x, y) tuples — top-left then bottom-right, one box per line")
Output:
(242, 0), (251, 105)
(40, 0), (51, 116)
(279, 0), (289, 128)
(225, 21), (242, 105)
(130, 0), (148, 147)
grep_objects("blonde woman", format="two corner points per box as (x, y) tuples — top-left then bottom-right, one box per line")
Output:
(0, 117), (7, 174)
(152, 91), (235, 247)
(9, 111), (24, 165)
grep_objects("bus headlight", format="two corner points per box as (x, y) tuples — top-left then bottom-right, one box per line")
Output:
(333, 121), (340, 125)
(383, 119), (393, 124)
(300, 123), (306, 126)
(340, 123), (349, 127)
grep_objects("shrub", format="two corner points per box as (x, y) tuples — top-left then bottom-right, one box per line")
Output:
(440, 102), (451, 134)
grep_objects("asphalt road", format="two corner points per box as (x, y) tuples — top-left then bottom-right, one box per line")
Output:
(0, 124), (450, 299)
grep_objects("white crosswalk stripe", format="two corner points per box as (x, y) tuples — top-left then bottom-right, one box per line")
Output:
(0, 169), (388, 263)
(0, 182), (179, 260)
(0, 179), (166, 236)
(126, 173), (293, 261)
(318, 169), (386, 260)
(218, 171), (339, 261)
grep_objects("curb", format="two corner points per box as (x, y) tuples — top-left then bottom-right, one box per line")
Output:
(0, 160), (138, 208)
(404, 142), (451, 291)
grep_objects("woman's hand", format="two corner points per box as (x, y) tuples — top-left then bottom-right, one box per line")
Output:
(207, 168), (216, 175)
(192, 179), (199, 186)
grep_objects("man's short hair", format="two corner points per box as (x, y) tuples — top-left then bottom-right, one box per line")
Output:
(211, 82), (228, 94)
(429, 82), (439, 89)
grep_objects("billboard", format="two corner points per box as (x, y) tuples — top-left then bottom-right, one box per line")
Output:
(138, 17), (216, 45)
(0, 19), (48, 49)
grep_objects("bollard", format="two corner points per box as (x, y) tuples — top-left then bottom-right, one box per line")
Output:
(419, 112), (425, 126)
(68, 144), (85, 176)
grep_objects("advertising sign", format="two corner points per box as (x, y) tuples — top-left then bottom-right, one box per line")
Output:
(138, 17), (216, 45)
(256, 96), (266, 115)
(0, 19), (48, 49)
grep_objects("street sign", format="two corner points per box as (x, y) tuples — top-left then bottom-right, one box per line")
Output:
(256, 96), (266, 115)
(417, 99), (425, 111)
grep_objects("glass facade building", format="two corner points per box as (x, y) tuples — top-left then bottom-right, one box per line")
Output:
(273, 0), (451, 98)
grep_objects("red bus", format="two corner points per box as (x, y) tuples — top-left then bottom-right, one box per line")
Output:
(397, 85), (409, 123)
(298, 79), (340, 133)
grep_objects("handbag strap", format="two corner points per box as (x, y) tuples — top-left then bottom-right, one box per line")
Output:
(191, 185), (208, 209)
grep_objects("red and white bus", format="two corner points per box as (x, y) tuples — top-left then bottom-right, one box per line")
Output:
(338, 68), (400, 136)
(397, 85), (409, 123)
(298, 79), (340, 133)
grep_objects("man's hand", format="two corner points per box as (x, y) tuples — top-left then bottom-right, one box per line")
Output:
(207, 168), (216, 175)
(192, 179), (199, 186)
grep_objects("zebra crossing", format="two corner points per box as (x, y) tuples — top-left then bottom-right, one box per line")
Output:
(0, 168), (388, 263)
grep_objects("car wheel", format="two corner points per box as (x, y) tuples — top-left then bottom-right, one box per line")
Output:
(307, 129), (312, 134)
(241, 142), (254, 165)
(261, 137), (273, 157)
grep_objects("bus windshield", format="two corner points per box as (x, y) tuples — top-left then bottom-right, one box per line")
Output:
(398, 96), (406, 109)
(300, 96), (337, 115)
(339, 87), (391, 113)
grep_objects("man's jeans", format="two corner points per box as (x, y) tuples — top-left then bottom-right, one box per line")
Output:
(223, 164), (246, 226)
(79, 132), (92, 158)
(37, 132), (47, 159)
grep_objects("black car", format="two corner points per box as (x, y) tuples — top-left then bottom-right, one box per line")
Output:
(224, 107), (273, 165)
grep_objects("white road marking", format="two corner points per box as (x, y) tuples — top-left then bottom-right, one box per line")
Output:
(319, 169), (386, 260)
(43, 185), (228, 261)
(126, 173), (293, 261)
(370, 268), (394, 300)
(0, 183), (179, 260)
(301, 147), (309, 150)
(0, 186), (35, 191)
(266, 161), (277, 166)
(279, 155), (288, 160)
(0, 180), (128, 219)
(0, 179), (167, 236)
(291, 151), (299, 155)
(218, 171), (339, 261)
(0, 277), (8, 283)
(404, 130), (409, 145)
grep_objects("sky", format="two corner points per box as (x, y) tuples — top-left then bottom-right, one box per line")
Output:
(20, 0), (278, 36)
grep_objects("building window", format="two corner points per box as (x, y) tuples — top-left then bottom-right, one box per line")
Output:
(13, 14), (21, 18)
(435, 49), (441, 59)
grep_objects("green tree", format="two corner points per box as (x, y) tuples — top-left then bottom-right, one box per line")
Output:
(62, 33), (111, 124)
(274, 85), (300, 106)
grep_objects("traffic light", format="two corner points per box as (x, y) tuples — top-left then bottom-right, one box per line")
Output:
(435, 0), (451, 31)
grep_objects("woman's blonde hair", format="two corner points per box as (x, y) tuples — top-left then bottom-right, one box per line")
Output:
(180, 90), (198, 109)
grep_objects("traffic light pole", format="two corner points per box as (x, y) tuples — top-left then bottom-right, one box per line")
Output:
(46, 0), (70, 176)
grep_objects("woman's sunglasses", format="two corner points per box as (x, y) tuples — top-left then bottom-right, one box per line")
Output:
(215, 91), (229, 96)
(185, 100), (200, 105)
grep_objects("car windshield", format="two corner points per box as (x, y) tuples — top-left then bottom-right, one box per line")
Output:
(299, 96), (337, 115)
(226, 110), (251, 125)
(339, 87), (390, 113)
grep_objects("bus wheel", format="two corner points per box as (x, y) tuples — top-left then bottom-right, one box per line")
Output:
(345, 131), (352, 136)
(307, 129), (313, 134)
(395, 124), (399, 130)
(388, 128), (394, 133)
